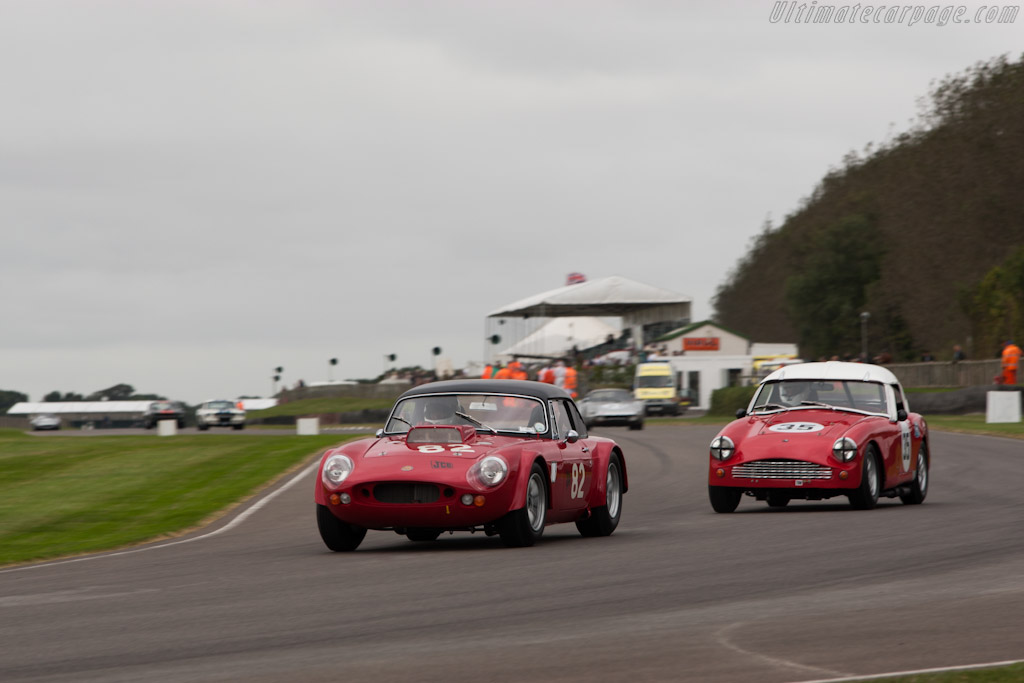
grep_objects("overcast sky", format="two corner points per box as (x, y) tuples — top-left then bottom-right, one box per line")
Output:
(2, 1), (1021, 404)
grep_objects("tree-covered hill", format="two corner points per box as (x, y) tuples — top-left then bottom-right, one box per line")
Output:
(713, 54), (1024, 362)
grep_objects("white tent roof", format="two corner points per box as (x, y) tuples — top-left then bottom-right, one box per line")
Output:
(499, 317), (620, 357)
(7, 401), (153, 415)
(488, 275), (691, 319)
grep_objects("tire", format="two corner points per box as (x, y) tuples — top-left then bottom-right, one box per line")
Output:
(197, 422), (209, 431)
(406, 528), (442, 542)
(629, 421), (644, 431)
(316, 504), (367, 551)
(848, 447), (881, 510)
(900, 442), (929, 505)
(177, 419), (185, 429)
(576, 453), (623, 537)
(499, 463), (547, 547)
(709, 485), (742, 513)
(766, 493), (790, 508)
(233, 424), (245, 430)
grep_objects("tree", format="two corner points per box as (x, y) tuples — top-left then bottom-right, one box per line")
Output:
(0, 390), (28, 415)
(963, 245), (1024, 357)
(86, 383), (135, 401)
(784, 213), (883, 359)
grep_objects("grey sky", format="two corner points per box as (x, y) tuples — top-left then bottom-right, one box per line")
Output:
(2, 1), (1021, 404)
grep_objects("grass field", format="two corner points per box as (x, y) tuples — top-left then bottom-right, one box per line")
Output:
(0, 429), (359, 567)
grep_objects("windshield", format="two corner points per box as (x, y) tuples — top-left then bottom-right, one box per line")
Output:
(207, 401), (235, 410)
(588, 389), (633, 402)
(751, 380), (889, 415)
(385, 393), (547, 435)
(636, 375), (673, 389)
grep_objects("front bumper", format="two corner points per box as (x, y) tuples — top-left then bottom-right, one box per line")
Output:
(589, 413), (643, 426)
(643, 399), (679, 415)
(709, 457), (862, 494)
(321, 479), (519, 530)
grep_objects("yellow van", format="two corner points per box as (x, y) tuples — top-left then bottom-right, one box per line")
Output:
(633, 362), (680, 415)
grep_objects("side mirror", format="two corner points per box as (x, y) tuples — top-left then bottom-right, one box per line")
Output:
(896, 409), (908, 422)
(375, 428), (384, 437)
(564, 429), (579, 445)
(735, 409), (747, 419)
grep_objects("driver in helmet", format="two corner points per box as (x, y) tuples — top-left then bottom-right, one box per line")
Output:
(779, 381), (812, 406)
(422, 395), (462, 425)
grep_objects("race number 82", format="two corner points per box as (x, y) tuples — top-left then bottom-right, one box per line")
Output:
(570, 462), (586, 499)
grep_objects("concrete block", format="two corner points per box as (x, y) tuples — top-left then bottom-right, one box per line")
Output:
(986, 391), (1022, 423)
(297, 417), (320, 435)
(157, 420), (178, 436)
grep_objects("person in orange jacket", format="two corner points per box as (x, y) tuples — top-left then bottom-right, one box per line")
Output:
(481, 363), (497, 379)
(494, 362), (513, 379)
(564, 363), (578, 398)
(1002, 340), (1022, 385)
(508, 360), (528, 380)
(537, 365), (555, 384)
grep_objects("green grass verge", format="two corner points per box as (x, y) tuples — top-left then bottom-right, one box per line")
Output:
(0, 430), (358, 567)
(924, 414), (1024, 439)
(863, 662), (1024, 682)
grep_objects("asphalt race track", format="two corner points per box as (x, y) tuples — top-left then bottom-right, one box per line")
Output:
(2, 426), (1022, 683)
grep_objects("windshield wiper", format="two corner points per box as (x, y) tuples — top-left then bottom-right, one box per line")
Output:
(799, 401), (835, 410)
(390, 416), (413, 428)
(455, 411), (498, 434)
(751, 403), (785, 411)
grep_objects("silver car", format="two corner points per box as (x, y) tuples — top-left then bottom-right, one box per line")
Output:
(195, 400), (246, 431)
(29, 414), (62, 431)
(578, 388), (645, 430)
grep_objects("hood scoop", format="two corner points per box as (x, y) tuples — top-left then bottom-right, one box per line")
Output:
(406, 425), (477, 445)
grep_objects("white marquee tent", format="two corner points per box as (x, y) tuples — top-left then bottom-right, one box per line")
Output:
(498, 317), (621, 359)
(487, 275), (691, 359)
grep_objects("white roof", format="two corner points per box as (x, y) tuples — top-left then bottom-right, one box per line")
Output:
(488, 275), (690, 318)
(240, 398), (278, 411)
(762, 361), (898, 385)
(499, 317), (620, 357)
(7, 401), (154, 415)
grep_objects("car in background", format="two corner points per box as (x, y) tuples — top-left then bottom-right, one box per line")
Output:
(707, 361), (929, 513)
(633, 362), (680, 415)
(195, 400), (246, 430)
(144, 400), (186, 429)
(578, 388), (645, 430)
(315, 379), (627, 551)
(29, 414), (62, 431)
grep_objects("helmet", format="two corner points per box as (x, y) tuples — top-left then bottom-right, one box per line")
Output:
(423, 396), (459, 424)
(780, 382), (810, 404)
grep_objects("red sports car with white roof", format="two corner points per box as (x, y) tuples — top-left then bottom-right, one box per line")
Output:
(708, 361), (929, 512)
(315, 379), (627, 550)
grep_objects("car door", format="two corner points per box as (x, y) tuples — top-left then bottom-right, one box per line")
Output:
(548, 399), (592, 515)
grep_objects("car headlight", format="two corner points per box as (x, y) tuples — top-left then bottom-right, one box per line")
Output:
(710, 435), (735, 461)
(832, 437), (858, 462)
(321, 454), (354, 487)
(468, 456), (508, 488)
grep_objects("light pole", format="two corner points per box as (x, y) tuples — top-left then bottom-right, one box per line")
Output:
(860, 312), (870, 362)
(272, 366), (283, 395)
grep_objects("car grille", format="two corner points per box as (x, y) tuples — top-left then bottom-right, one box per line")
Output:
(732, 459), (833, 480)
(373, 483), (441, 504)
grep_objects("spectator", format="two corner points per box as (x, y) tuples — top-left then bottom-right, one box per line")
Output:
(952, 345), (966, 362)
(1001, 340), (1022, 385)
(920, 351), (935, 362)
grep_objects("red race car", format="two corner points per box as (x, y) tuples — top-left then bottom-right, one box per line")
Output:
(315, 379), (627, 551)
(708, 361), (929, 512)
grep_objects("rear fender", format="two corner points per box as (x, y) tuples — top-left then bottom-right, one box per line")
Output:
(588, 445), (628, 508)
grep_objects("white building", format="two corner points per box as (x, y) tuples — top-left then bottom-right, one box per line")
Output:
(649, 321), (799, 410)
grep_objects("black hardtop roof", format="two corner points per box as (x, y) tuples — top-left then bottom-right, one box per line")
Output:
(398, 379), (572, 401)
